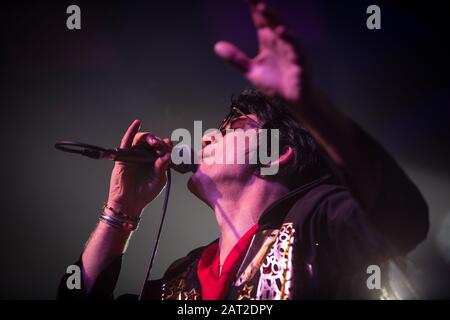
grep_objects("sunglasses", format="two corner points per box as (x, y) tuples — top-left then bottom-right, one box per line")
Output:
(218, 107), (262, 136)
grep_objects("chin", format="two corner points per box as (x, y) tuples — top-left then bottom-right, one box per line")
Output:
(187, 165), (221, 208)
(187, 174), (210, 208)
(187, 166), (207, 193)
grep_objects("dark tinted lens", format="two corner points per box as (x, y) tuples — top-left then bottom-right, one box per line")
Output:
(218, 109), (240, 135)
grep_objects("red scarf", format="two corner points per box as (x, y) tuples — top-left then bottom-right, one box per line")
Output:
(197, 224), (259, 300)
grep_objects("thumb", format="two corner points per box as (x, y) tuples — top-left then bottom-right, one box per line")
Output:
(214, 41), (250, 73)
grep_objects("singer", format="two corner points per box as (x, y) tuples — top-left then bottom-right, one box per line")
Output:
(58, 0), (428, 300)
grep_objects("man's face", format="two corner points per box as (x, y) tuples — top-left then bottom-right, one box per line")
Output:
(187, 110), (262, 204)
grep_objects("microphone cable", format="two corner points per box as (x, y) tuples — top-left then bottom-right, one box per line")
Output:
(138, 168), (172, 300)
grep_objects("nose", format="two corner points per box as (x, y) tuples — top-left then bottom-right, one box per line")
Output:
(201, 131), (218, 148)
(201, 136), (211, 148)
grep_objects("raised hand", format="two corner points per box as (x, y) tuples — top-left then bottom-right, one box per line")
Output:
(214, 0), (308, 104)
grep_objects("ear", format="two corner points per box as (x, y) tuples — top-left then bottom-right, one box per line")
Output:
(268, 145), (294, 168)
(259, 145), (294, 176)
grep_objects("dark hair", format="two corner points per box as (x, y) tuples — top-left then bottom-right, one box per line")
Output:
(228, 89), (331, 188)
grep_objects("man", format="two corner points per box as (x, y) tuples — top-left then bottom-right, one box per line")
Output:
(58, 0), (428, 299)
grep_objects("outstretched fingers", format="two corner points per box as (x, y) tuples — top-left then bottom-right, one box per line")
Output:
(247, 1), (298, 51)
(248, 0), (282, 30)
(214, 41), (250, 73)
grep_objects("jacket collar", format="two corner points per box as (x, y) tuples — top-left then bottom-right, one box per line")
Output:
(257, 174), (333, 230)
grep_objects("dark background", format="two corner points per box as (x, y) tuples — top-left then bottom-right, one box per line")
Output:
(1, 0), (449, 299)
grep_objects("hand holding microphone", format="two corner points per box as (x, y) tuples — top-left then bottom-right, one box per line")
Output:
(107, 120), (175, 219)
(64, 120), (185, 293)
(55, 119), (195, 220)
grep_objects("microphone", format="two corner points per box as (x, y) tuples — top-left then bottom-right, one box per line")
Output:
(54, 141), (197, 174)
